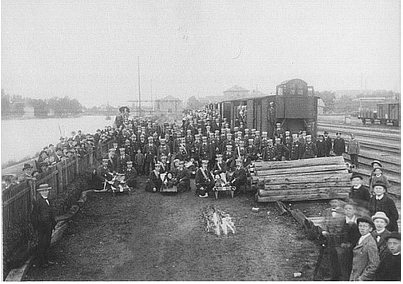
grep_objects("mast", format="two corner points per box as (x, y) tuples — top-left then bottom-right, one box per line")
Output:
(138, 56), (141, 117)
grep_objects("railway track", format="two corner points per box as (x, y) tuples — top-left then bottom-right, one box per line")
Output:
(317, 123), (400, 142)
(317, 122), (401, 197)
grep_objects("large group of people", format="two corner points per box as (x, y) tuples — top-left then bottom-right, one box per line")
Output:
(5, 104), (400, 279)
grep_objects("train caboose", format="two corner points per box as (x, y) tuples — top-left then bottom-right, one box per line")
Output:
(213, 79), (318, 138)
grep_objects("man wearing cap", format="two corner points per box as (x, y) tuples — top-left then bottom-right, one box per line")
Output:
(349, 173), (370, 211)
(18, 163), (34, 183)
(96, 158), (114, 189)
(125, 161), (138, 190)
(350, 217), (380, 281)
(145, 162), (162, 193)
(369, 181), (399, 232)
(117, 148), (130, 174)
(143, 137), (158, 176)
(31, 184), (57, 267)
(175, 160), (191, 193)
(195, 160), (214, 198)
(375, 232), (401, 281)
(347, 134), (360, 168)
(213, 154), (227, 176)
(230, 159), (247, 196)
(333, 132), (345, 156)
(303, 135), (317, 159)
(323, 131), (332, 157)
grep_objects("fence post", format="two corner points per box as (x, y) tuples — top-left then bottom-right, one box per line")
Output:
(89, 148), (94, 166)
(56, 162), (64, 192)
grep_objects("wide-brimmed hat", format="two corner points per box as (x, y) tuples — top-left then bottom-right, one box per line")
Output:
(37, 184), (52, 192)
(357, 216), (375, 229)
(371, 211), (389, 224)
(23, 163), (33, 170)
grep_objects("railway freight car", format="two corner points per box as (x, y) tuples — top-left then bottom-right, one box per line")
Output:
(213, 79), (319, 138)
(358, 101), (400, 126)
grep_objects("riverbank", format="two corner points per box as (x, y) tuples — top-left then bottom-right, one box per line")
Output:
(1, 115), (112, 167)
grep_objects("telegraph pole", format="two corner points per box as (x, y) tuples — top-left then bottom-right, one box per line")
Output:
(151, 80), (154, 112)
(138, 56), (141, 117)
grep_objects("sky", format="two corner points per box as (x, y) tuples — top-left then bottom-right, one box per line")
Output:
(1, 0), (401, 107)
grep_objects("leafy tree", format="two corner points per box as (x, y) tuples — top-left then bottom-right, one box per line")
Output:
(315, 91), (336, 112)
(186, 96), (204, 110)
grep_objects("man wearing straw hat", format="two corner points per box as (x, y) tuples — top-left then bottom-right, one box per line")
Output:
(31, 184), (57, 267)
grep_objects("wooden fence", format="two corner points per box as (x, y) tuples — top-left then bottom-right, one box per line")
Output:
(2, 141), (112, 265)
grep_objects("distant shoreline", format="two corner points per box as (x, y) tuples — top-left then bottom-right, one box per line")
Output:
(1, 113), (114, 121)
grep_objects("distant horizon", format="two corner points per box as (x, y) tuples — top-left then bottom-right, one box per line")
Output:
(2, 0), (400, 108)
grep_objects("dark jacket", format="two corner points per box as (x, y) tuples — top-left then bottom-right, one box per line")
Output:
(376, 253), (401, 281)
(31, 195), (56, 231)
(369, 194), (399, 232)
(333, 138), (346, 155)
(349, 185), (370, 210)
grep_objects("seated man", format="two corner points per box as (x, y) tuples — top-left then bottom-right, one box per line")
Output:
(175, 160), (191, 192)
(145, 162), (162, 193)
(95, 158), (114, 190)
(213, 154), (227, 176)
(230, 159), (247, 195)
(125, 161), (138, 190)
(195, 160), (214, 198)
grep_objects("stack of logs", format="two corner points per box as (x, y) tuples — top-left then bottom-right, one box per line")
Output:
(254, 156), (350, 202)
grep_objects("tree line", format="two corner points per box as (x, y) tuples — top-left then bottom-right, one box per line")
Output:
(1, 89), (83, 118)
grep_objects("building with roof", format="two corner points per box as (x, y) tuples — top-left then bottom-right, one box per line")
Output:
(154, 95), (182, 115)
(223, 85), (249, 100)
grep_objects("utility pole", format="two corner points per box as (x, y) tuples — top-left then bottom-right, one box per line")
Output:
(138, 56), (141, 117)
(151, 80), (154, 112)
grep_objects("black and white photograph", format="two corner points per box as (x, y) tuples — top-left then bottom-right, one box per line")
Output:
(2, 0), (400, 281)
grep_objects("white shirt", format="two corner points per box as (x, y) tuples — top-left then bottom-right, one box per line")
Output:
(346, 216), (357, 224)
(358, 233), (371, 245)
(376, 194), (384, 200)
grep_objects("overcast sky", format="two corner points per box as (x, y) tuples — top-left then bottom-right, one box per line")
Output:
(2, 0), (400, 107)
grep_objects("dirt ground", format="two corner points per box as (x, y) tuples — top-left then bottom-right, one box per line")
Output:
(24, 177), (324, 281)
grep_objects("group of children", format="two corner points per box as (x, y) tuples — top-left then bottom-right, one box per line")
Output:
(318, 159), (399, 281)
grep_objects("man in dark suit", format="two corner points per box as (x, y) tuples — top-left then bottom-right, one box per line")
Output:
(333, 132), (346, 156)
(31, 184), (57, 267)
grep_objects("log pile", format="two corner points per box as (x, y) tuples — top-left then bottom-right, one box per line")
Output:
(254, 156), (350, 202)
(202, 205), (236, 236)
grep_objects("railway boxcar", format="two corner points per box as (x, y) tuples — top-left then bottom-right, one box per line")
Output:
(377, 102), (400, 126)
(214, 79), (318, 138)
(358, 101), (400, 126)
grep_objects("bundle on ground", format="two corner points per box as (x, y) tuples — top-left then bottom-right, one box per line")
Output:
(202, 205), (236, 236)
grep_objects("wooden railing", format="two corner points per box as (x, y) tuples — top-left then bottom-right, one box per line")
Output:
(2, 140), (112, 267)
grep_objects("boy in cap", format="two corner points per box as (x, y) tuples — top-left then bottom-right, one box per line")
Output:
(375, 232), (401, 281)
(347, 134), (360, 168)
(31, 184), (57, 267)
(134, 149), (145, 176)
(369, 181), (399, 232)
(349, 173), (370, 212)
(350, 217), (380, 281)
(371, 211), (391, 262)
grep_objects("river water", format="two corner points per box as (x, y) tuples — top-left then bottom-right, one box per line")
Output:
(1, 115), (115, 166)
